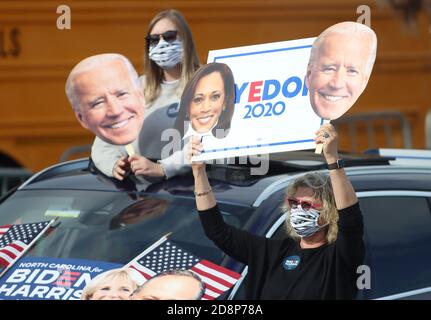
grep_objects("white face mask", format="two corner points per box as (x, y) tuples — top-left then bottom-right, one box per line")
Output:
(149, 38), (183, 70)
(289, 207), (328, 238)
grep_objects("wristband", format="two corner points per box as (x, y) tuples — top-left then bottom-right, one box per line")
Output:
(327, 159), (345, 170)
(194, 188), (212, 197)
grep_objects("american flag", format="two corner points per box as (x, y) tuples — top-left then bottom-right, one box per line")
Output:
(127, 238), (241, 300)
(0, 221), (53, 275)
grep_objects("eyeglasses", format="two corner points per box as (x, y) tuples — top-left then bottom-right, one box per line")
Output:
(286, 198), (322, 211)
(145, 30), (178, 47)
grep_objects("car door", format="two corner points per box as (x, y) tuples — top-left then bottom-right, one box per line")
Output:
(230, 189), (431, 300)
(357, 191), (431, 300)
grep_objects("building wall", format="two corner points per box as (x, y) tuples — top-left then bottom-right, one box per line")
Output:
(0, 0), (429, 171)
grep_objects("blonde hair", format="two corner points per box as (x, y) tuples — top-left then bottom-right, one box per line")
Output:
(80, 268), (139, 300)
(282, 172), (339, 244)
(308, 21), (377, 77)
(143, 9), (200, 105)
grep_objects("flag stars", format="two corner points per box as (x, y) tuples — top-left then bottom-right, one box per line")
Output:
(0, 221), (50, 272)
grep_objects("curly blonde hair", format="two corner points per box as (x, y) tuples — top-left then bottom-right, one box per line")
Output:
(282, 172), (339, 244)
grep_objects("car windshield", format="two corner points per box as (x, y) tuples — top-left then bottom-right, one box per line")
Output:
(0, 189), (252, 266)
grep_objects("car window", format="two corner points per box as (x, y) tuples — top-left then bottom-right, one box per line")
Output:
(358, 196), (431, 299)
(235, 193), (431, 300)
(0, 189), (253, 267)
(231, 189), (288, 299)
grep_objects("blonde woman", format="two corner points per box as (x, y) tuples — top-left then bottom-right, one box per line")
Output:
(91, 9), (200, 181)
(81, 268), (140, 300)
(190, 123), (364, 299)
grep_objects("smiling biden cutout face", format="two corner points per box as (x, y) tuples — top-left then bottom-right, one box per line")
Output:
(67, 54), (144, 145)
(306, 22), (376, 120)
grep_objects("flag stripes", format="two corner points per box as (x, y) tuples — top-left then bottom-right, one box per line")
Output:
(0, 220), (53, 276)
(126, 237), (241, 300)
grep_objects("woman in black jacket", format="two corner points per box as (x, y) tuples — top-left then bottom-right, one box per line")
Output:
(190, 123), (364, 299)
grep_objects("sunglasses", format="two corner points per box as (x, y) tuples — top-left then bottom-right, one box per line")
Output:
(286, 198), (322, 211)
(145, 30), (178, 47)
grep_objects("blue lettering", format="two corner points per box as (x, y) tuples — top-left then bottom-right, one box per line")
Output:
(235, 82), (249, 104)
(282, 76), (302, 98)
(302, 76), (308, 96)
(262, 79), (280, 101)
(238, 76), (306, 103)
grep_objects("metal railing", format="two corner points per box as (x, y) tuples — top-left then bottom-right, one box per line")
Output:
(59, 144), (91, 163)
(332, 111), (412, 153)
(426, 109), (431, 149)
(0, 167), (33, 196)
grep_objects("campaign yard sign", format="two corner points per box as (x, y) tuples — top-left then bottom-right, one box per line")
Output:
(193, 38), (328, 161)
(0, 256), (121, 300)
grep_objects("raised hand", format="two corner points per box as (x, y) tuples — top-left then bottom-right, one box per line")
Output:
(186, 136), (206, 173)
(314, 123), (339, 164)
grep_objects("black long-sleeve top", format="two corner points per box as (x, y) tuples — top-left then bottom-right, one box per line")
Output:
(198, 202), (364, 299)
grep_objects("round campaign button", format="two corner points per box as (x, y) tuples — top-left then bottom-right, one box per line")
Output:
(283, 255), (301, 271)
(167, 102), (180, 118)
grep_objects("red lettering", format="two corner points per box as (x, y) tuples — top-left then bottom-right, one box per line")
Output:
(248, 81), (263, 102)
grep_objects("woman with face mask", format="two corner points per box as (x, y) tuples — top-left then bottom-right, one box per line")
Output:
(190, 123), (364, 299)
(91, 9), (200, 182)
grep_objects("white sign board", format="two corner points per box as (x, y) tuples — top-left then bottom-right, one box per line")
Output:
(192, 38), (328, 161)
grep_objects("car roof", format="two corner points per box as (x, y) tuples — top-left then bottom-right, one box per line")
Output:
(17, 149), (431, 208)
(17, 158), (289, 207)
